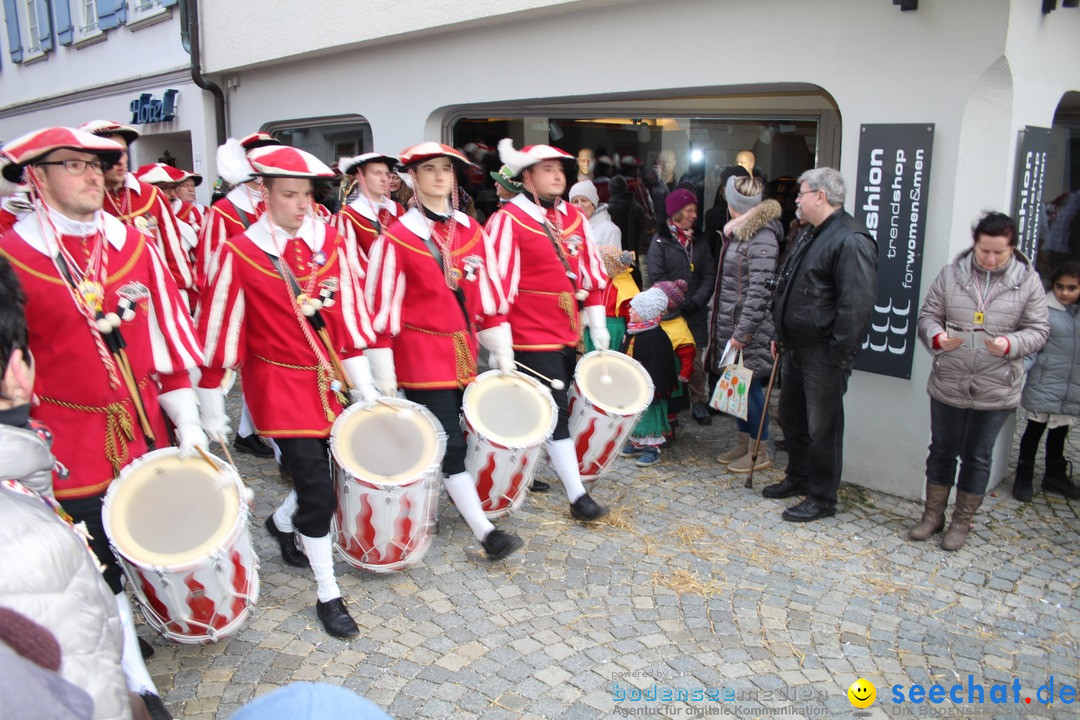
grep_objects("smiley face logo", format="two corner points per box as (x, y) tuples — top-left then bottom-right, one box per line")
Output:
(848, 678), (876, 709)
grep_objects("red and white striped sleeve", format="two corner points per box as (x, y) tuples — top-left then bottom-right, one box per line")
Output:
(327, 228), (375, 356)
(333, 211), (367, 275)
(483, 208), (521, 311)
(477, 224), (510, 329)
(363, 234), (404, 344)
(148, 186), (194, 292)
(196, 244), (246, 389)
(142, 237), (204, 392)
(195, 207), (238, 295)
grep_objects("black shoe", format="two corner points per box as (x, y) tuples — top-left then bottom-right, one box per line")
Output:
(140, 692), (173, 720)
(781, 499), (836, 523)
(1043, 473), (1080, 499)
(570, 492), (608, 521)
(264, 516), (308, 567)
(138, 636), (155, 660)
(692, 403), (712, 426)
(659, 432), (677, 449)
(1012, 459), (1035, 502)
(481, 529), (523, 560)
(233, 433), (274, 458)
(762, 476), (808, 499)
(316, 597), (359, 638)
(530, 479), (550, 493)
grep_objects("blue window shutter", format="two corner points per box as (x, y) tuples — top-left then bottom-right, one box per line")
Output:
(53, 0), (73, 44)
(97, 0), (125, 29)
(34, 0), (53, 51)
(162, 0), (179, 6)
(3, 0), (23, 62)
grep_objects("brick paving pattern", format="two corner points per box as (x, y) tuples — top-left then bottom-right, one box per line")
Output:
(141, 399), (1079, 719)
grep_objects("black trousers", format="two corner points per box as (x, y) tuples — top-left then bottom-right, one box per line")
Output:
(516, 347), (577, 440)
(402, 388), (467, 475)
(61, 493), (124, 595)
(275, 437), (336, 537)
(1018, 420), (1069, 471)
(778, 345), (851, 509)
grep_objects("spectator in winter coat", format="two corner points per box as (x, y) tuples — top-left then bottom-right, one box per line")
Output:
(570, 180), (622, 249)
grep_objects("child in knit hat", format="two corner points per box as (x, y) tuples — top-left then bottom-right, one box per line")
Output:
(617, 286), (678, 467)
(585, 246), (638, 353)
(653, 280), (697, 446)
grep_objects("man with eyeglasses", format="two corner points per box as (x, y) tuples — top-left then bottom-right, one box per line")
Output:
(763, 167), (877, 523)
(79, 120), (194, 305)
(0, 126), (207, 720)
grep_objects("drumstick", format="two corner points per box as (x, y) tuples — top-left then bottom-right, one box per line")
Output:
(375, 396), (415, 420)
(598, 349), (613, 385)
(513, 360), (566, 391)
(194, 445), (219, 472)
(316, 327), (354, 391)
(115, 347), (157, 445)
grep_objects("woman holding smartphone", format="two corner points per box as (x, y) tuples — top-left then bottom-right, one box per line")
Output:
(912, 212), (1049, 550)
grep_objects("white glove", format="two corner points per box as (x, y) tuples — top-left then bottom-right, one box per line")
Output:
(342, 354), (380, 403)
(364, 347), (398, 397)
(159, 388), (210, 458)
(584, 305), (610, 351)
(476, 323), (515, 373)
(194, 386), (231, 445)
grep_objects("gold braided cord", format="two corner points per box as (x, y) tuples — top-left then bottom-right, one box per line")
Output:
(253, 353), (337, 422)
(519, 288), (579, 329)
(403, 323), (476, 387)
(38, 395), (136, 475)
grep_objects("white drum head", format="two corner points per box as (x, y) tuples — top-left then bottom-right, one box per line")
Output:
(464, 371), (556, 447)
(576, 351), (652, 414)
(106, 449), (240, 568)
(331, 399), (443, 484)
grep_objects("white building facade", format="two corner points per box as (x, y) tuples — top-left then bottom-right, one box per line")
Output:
(3, 0), (1079, 498)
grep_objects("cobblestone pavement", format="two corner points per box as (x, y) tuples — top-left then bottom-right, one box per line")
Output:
(141, 400), (1079, 720)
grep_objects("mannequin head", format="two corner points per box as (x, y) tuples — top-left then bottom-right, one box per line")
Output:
(735, 150), (755, 175)
(576, 148), (595, 177)
(658, 149), (677, 182)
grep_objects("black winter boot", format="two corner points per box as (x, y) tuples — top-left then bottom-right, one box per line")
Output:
(1043, 459), (1080, 499)
(1011, 459), (1035, 503)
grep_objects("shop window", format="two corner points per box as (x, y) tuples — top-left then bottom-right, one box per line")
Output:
(452, 115), (820, 230)
(263, 115), (373, 213)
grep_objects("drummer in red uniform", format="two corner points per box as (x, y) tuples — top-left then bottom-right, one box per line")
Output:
(484, 140), (610, 521)
(364, 142), (523, 561)
(195, 144), (378, 639)
(79, 120), (194, 302)
(334, 152), (404, 268)
(134, 163), (202, 276)
(0, 126), (208, 720)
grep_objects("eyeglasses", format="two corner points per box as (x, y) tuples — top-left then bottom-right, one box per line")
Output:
(35, 159), (107, 175)
(795, 189), (819, 198)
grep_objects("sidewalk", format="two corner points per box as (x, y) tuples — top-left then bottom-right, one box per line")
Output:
(143, 407), (1079, 719)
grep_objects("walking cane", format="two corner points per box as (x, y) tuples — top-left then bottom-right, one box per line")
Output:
(746, 349), (780, 489)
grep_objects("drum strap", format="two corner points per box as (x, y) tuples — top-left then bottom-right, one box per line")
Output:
(538, 219), (584, 312)
(419, 235), (474, 336)
(228, 200), (253, 229)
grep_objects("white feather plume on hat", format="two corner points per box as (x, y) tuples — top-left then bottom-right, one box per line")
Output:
(216, 138), (255, 185)
(498, 138), (533, 178)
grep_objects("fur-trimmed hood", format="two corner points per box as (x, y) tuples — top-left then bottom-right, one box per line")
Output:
(723, 199), (782, 242)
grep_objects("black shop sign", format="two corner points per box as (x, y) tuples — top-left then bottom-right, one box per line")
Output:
(1012, 126), (1050, 262)
(853, 124), (934, 380)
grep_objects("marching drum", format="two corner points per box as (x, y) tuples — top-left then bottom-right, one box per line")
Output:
(569, 350), (654, 481)
(463, 370), (557, 519)
(103, 448), (259, 644)
(330, 398), (445, 573)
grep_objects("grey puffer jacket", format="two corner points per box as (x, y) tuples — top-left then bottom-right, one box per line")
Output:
(917, 249), (1049, 410)
(708, 200), (781, 377)
(0, 420), (132, 720)
(1021, 292), (1080, 415)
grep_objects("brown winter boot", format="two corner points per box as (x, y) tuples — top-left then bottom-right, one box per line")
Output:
(908, 483), (950, 541)
(728, 450), (771, 474)
(941, 491), (984, 551)
(717, 432), (749, 464)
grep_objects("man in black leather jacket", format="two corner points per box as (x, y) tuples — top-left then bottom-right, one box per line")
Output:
(763, 167), (877, 522)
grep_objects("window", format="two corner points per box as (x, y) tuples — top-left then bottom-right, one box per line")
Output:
(20, 0), (50, 59)
(127, 0), (169, 27)
(73, 0), (103, 43)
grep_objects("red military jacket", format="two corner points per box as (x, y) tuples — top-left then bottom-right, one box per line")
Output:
(0, 211), (202, 499)
(334, 196), (404, 269)
(484, 194), (608, 351)
(103, 173), (193, 292)
(197, 214), (373, 437)
(366, 208), (506, 389)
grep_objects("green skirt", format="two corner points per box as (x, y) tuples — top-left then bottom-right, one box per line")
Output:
(630, 400), (669, 446)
